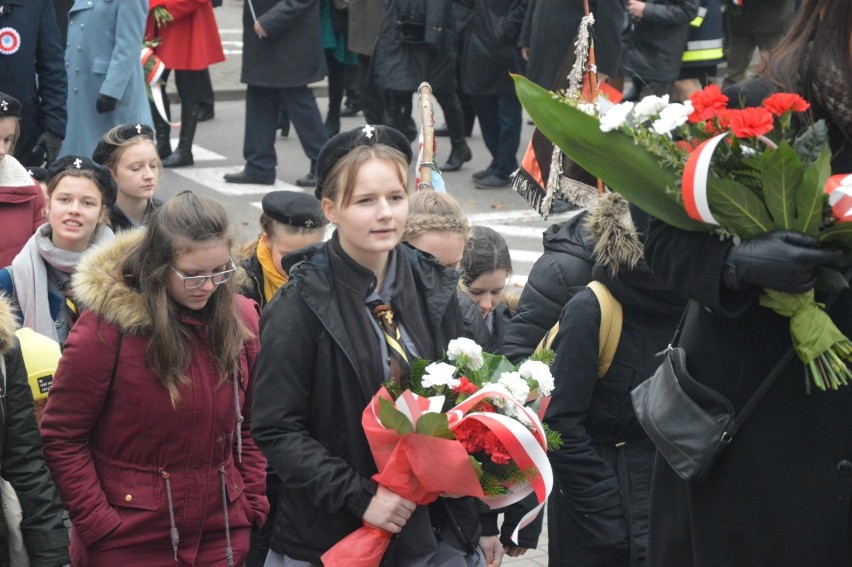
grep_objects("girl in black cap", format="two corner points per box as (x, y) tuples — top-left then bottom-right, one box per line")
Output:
(0, 91), (48, 267)
(238, 190), (328, 310)
(0, 156), (115, 347)
(93, 123), (162, 231)
(252, 125), (502, 567)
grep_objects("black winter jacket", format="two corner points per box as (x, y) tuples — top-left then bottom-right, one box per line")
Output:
(501, 212), (594, 363)
(624, 0), (699, 84)
(252, 237), (482, 563)
(0, 297), (70, 566)
(545, 264), (685, 567)
(238, 255), (265, 310)
(457, 0), (526, 96)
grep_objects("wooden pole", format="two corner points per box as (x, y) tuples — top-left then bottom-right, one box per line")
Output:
(417, 82), (435, 191)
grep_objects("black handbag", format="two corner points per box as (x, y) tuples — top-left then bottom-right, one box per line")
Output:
(631, 303), (795, 483)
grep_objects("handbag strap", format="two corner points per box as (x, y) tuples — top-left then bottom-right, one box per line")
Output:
(723, 273), (851, 443)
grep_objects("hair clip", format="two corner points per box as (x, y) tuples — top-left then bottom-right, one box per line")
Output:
(362, 124), (375, 139)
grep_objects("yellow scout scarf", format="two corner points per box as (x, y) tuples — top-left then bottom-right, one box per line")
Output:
(256, 240), (287, 302)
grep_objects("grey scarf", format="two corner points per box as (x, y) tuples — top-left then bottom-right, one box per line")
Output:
(10, 223), (114, 341)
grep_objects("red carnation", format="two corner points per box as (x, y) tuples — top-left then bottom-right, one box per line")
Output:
(726, 107), (774, 138)
(483, 431), (512, 465)
(452, 376), (479, 396)
(688, 84), (729, 124)
(763, 93), (810, 116)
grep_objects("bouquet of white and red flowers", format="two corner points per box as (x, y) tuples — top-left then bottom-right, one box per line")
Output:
(321, 338), (560, 567)
(513, 74), (852, 392)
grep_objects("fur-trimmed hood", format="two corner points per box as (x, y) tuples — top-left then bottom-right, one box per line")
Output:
(0, 295), (18, 356)
(583, 191), (643, 274)
(71, 229), (151, 335)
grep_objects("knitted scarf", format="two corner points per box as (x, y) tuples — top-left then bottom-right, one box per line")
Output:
(256, 240), (286, 302)
(10, 223), (114, 341)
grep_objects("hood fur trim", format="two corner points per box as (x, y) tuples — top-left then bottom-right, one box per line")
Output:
(72, 229), (152, 334)
(584, 192), (643, 274)
(0, 155), (38, 189)
(0, 295), (18, 355)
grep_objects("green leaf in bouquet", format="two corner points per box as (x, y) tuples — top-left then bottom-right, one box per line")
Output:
(415, 412), (455, 439)
(475, 352), (517, 385)
(814, 265), (850, 293)
(512, 75), (709, 233)
(706, 177), (774, 239)
(794, 147), (832, 236)
(762, 142), (803, 230)
(378, 397), (413, 435)
(820, 221), (852, 248)
(793, 119), (830, 166)
(528, 348), (555, 366)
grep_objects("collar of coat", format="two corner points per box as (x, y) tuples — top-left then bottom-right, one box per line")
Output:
(583, 191), (643, 275)
(71, 229), (152, 335)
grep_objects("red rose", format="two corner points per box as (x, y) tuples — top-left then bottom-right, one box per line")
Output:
(726, 107), (774, 138)
(762, 93), (810, 116)
(688, 84), (729, 124)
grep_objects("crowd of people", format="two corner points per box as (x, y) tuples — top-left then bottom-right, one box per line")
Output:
(0, 0), (849, 565)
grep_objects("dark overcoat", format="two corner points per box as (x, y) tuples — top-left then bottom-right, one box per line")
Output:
(624, 0), (699, 84)
(458, 0), (526, 96)
(240, 0), (327, 89)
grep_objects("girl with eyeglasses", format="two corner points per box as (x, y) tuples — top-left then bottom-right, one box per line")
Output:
(252, 125), (502, 567)
(40, 191), (269, 565)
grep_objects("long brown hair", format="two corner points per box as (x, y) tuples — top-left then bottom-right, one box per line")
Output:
(122, 191), (251, 406)
(761, 0), (852, 128)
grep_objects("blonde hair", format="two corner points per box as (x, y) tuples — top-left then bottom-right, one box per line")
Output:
(403, 190), (470, 242)
(239, 212), (328, 259)
(320, 145), (409, 206)
(99, 126), (160, 171)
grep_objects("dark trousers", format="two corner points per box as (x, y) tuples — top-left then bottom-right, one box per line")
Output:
(356, 55), (386, 125)
(470, 93), (522, 178)
(243, 85), (327, 181)
(324, 51), (357, 134)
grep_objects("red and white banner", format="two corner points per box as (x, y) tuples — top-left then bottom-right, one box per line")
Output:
(825, 174), (852, 223)
(682, 132), (728, 225)
(140, 47), (179, 127)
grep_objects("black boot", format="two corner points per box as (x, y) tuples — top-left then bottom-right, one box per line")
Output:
(442, 138), (472, 172)
(161, 104), (198, 168)
(151, 98), (172, 160)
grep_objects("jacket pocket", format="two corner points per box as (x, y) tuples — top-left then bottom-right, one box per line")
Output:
(92, 56), (110, 75)
(96, 459), (162, 511)
(564, 476), (621, 513)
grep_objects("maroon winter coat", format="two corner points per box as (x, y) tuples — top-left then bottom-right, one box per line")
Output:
(41, 231), (268, 566)
(0, 155), (46, 267)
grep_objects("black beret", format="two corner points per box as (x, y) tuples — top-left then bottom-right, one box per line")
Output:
(27, 167), (48, 182)
(47, 156), (118, 207)
(92, 123), (155, 165)
(315, 124), (413, 199)
(261, 190), (326, 229)
(0, 91), (22, 119)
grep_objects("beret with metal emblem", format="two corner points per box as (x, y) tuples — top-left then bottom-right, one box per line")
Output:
(47, 156), (118, 207)
(0, 91), (22, 119)
(314, 124), (413, 199)
(261, 190), (326, 229)
(92, 123), (155, 165)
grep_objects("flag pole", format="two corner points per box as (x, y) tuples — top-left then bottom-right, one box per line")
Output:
(582, 0), (605, 194)
(417, 82), (435, 191)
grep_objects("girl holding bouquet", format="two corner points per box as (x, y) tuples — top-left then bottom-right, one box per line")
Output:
(252, 125), (502, 566)
(644, 0), (852, 564)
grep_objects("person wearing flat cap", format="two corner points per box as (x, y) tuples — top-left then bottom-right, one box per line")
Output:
(237, 190), (328, 310)
(93, 123), (163, 231)
(252, 125), (504, 567)
(0, 91), (50, 267)
(0, 155), (115, 347)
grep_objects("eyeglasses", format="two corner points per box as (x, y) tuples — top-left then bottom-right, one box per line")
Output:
(171, 259), (237, 290)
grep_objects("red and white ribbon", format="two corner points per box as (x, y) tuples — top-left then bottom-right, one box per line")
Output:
(825, 174), (852, 222)
(682, 132), (728, 225)
(140, 47), (179, 127)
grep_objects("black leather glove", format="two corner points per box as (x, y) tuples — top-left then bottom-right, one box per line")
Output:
(722, 230), (842, 294)
(95, 94), (118, 114)
(31, 130), (63, 166)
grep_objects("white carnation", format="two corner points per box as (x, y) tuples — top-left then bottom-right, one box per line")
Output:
(577, 102), (598, 116)
(446, 337), (484, 370)
(421, 362), (460, 389)
(518, 360), (555, 396)
(498, 371), (531, 404)
(652, 101), (694, 135)
(632, 94), (669, 123)
(599, 101), (634, 133)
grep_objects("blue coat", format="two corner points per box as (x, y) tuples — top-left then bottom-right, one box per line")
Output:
(60, 0), (152, 158)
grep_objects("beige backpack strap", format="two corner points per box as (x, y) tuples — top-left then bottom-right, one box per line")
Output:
(535, 321), (560, 355)
(587, 281), (623, 378)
